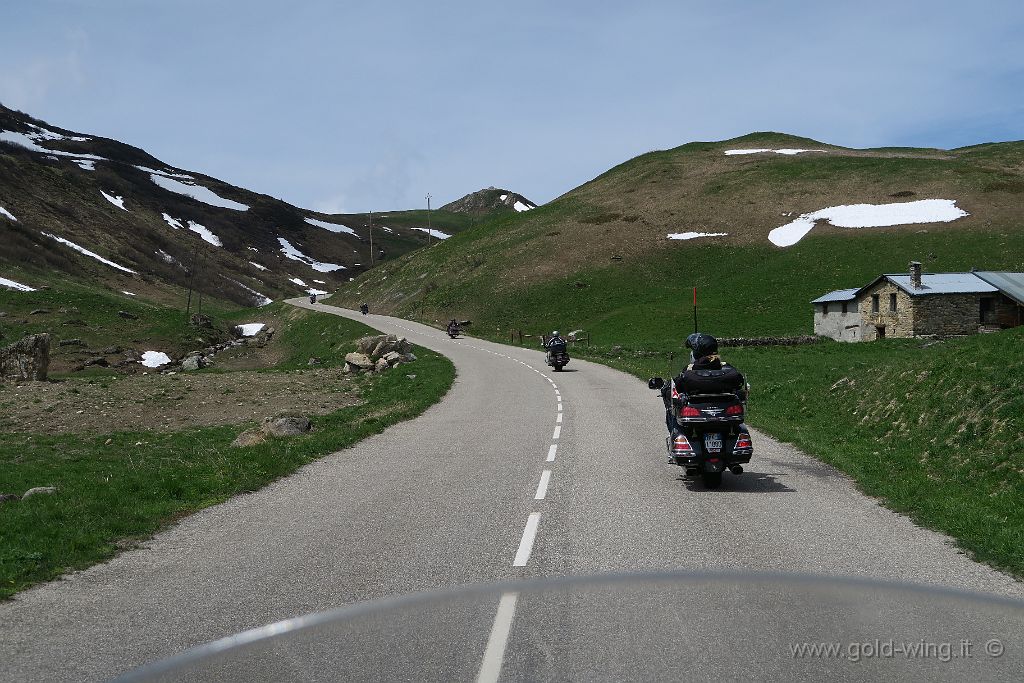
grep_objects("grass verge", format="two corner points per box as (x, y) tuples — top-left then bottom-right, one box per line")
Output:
(0, 307), (455, 599)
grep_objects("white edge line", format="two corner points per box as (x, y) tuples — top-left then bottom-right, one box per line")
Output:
(546, 444), (557, 462)
(476, 592), (519, 683)
(534, 470), (551, 500)
(513, 513), (541, 567)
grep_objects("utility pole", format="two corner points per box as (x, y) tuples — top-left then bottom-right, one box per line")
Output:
(425, 193), (432, 246)
(184, 241), (199, 323)
(368, 210), (374, 267)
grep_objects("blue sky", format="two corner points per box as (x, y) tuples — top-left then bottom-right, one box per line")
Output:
(2, 1), (1022, 213)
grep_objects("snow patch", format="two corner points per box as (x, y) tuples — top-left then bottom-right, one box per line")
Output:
(42, 232), (136, 273)
(149, 174), (249, 211)
(26, 123), (90, 143)
(313, 279), (325, 284)
(249, 261), (268, 271)
(134, 165), (193, 180)
(1, 276), (36, 292)
(724, 148), (826, 156)
(122, 291), (136, 296)
(304, 217), (357, 236)
(141, 351), (172, 368)
(412, 227), (451, 240)
(161, 213), (184, 230)
(1, 130), (106, 164)
(222, 275), (273, 307)
(101, 190), (128, 211)
(73, 159), (96, 171)
(235, 323), (265, 337)
(156, 249), (176, 264)
(278, 237), (344, 272)
(307, 288), (327, 296)
(667, 232), (729, 240)
(187, 221), (222, 247)
(769, 199), (969, 247)
(0, 206), (17, 221)
(289, 277), (308, 287)
(500, 194), (508, 200)
(379, 226), (394, 233)
(514, 200), (534, 212)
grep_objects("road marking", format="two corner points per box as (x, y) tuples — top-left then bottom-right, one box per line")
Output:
(557, 402), (562, 411)
(534, 470), (551, 500)
(552, 425), (561, 440)
(556, 413), (562, 423)
(477, 592), (519, 683)
(547, 444), (557, 461)
(513, 513), (541, 567)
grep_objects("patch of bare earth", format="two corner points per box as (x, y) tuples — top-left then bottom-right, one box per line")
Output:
(0, 368), (360, 434)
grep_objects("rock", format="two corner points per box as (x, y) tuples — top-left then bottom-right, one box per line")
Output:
(356, 335), (381, 354)
(103, 345), (123, 355)
(181, 354), (205, 372)
(231, 428), (267, 448)
(83, 356), (109, 368)
(342, 363), (354, 374)
(2, 334), (52, 381)
(611, 345), (623, 354)
(374, 358), (389, 373)
(382, 351), (402, 365)
(23, 486), (56, 499)
(406, 374), (417, 380)
(398, 338), (412, 354)
(0, 493), (21, 504)
(59, 338), (86, 347)
(30, 309), (50, 315)
(261, 416), (311, 437)
(308, 357), (322, 366)
(0, 311), (7, 317)
(402, 352), (417, 363)
(344, 352), (374, 369)
(118, 310), (139, 320)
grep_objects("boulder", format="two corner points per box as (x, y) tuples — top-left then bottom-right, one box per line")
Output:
(231, 428), (267, 448)
(23, 486), (56, 499)
(374, 358), (389, 373)
(356, 335), (382, 355)
(181, 354), (205, 372)
(382, 351), (402, 366)
(345, 352), (374, 369)
(398, 338), (412, 355)
(0, 493), (20, 504)
(261, 416), (312, 437)
(402, 352), (417, 363)
(1, 333), (51, 381)
(308, 357), (322, 366)
(118, 310), (139, 320)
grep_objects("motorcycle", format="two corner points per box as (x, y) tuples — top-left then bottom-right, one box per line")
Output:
(545, 341), (570, 371)
(359, 303), (369, 315)
(648, 376), (753, 488)
(446, 320), (471, 339)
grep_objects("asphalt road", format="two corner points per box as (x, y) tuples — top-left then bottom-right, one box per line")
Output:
(2, 300), (1022, 681)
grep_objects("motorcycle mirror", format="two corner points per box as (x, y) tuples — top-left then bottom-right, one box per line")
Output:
(648, 377), (664, 390)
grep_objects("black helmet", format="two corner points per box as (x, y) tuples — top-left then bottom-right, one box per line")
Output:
(686, 332), (718, 359)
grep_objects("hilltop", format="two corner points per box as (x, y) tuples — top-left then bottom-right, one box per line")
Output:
(0, 104), (507, 306)
(440, 187), (537, 215)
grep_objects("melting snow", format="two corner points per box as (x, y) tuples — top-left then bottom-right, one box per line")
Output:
(141, 351), (172, 368)
(412, 227), (451, 239)
(379, 226), (394, 233)
(1, 130), (106, 165)
(1, 276), (36, 292)
(187, 221), (222, 246)
(122, 291), (136, 296)
(26, 123), (90, 143)
(307, 288), (327, 295)
(290, 277), (308, 286)
(149, 174), (249, 211)
(222, 275), (273, 306)
(500, 194), (508, 200)
(42, 232), (136, 273)
(514, 200), (534, 212)
(156, 249), (176, 264)
(724, 148), (826, 156)
(247, 246), (259, 252)
(304, 217), (358, 235)
(278, 237), (344, 272)
(74, 159), (96, 171)
(769, 199), (969, 247)
(313, 279), (325, 284)
(249, 261), (268, 271)
(1, 206), (17, 221)
(134, 165), (193, 180)
(161, 213), (185, 230)
(236, 323), (265, 337)
(667, 232), (729, 240)
(101, 191), (128, 211)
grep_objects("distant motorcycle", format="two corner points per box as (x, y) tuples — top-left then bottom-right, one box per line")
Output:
(648, 376), (753, 489)
(446, 320), (471, 338)
(310, 293), (317, 304)
(360, 303), (369, 315)
(545, 339), (570, 372)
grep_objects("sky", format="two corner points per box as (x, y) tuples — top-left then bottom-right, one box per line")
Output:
(2, 1), (1023, 213)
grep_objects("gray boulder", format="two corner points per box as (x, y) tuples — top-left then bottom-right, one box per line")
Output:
(402, 352), (417, 363)
(382, 351), (402, 366)
(261, 416), (312, 437)
(345, 352), (374, 369)
(374, 358), (389, 373)
(181, 354), (205, 372)
(231, 428), (267, 448)
(23, 486), (56, 499)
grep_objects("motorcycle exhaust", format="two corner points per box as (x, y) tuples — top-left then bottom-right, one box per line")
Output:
(730, 465), (744, 475)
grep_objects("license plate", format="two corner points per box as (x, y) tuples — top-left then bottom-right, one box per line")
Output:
(704, 433), (723, 452)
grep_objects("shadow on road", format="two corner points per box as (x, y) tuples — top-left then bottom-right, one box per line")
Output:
(676, 470), (795, 493)
(765, 458), (838, 480)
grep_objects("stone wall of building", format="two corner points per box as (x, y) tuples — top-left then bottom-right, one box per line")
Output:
(813, 304), (862, 342)
(858, 281), (916, 339)
(1, 333), (51, 381)
(913, 294), (987, 336)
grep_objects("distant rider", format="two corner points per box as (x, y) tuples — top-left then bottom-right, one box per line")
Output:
(447, 319), (459, 336)
(662, 332), (746, 433)
(544, 330), (567, 363)
(309, 293), (317, 304)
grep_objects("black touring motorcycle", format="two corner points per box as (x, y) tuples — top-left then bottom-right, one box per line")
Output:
(648, 376), (753, 488)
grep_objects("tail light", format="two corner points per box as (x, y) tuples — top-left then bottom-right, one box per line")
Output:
(681, 406), (701, 417)
(672, 435), (693, 454)
(725, 404), (744, 416)
(735, 433), (753, 450)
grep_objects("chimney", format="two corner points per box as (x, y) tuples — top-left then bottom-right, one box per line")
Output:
(910, 261), (922, 289)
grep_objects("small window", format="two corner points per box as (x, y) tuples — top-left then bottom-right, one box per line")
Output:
(872, 294), (880, 314)
(890, 293), (898, 312)
(822, 303), (829, 316)
(841, 302), (848, 315)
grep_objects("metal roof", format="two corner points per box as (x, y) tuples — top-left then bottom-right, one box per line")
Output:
(810, 288), (859, 304)
(974, 272), (1024, 306)
(885, 273), (997, 296)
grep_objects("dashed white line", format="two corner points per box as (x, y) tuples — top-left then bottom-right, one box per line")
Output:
(552, 425), (561, 440)
(556, 413), (562, 423)
(477, 592), (519, 683)
(513, 513), (541, 567)
(547, 444), (557, 462)
(534, 470), (552, 500)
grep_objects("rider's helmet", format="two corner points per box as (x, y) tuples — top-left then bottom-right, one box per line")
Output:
(685, 332), (718, 360)
(552, 330), (560, 337)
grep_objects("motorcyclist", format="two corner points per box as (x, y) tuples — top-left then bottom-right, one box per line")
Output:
(447, 319), (459, 336)
(662, 332), (746, 433)
(544, 330), (567, 363)
(309, 293), (317, 304)
(360, 303), (369, 314)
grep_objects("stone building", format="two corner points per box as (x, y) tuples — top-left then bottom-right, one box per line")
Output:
(812, 263), (1024, 341)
